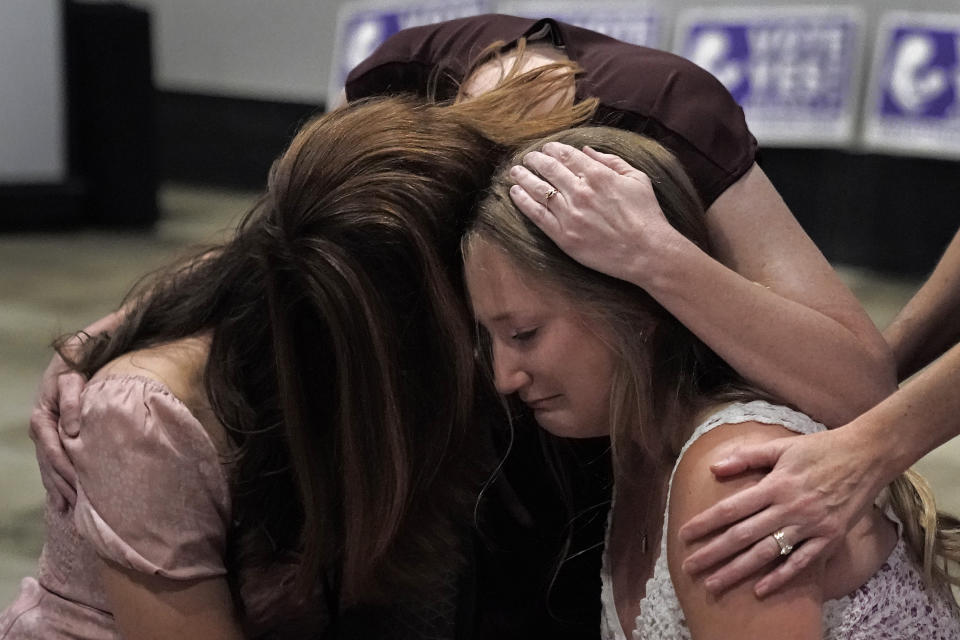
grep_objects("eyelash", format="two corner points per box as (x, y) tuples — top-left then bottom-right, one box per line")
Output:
(511, 328), (538, 342)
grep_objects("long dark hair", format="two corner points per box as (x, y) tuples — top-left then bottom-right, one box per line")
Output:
(58, 67), (596, 609)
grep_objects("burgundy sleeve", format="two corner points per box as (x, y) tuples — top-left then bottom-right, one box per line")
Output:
(344, 14), (538, 102)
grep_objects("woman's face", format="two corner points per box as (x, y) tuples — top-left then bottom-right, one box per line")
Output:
(465, 238), (616, 438)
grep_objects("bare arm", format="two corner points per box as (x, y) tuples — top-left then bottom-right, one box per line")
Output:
(512, 143), (895, 426)
(884, 227), (960, 379)
(100, 559), (245, 640)
(667, 422), (825, 640)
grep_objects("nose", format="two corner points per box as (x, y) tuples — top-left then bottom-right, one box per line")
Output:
(491, 342), (531, 396)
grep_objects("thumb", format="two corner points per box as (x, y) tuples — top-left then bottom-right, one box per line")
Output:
(709, 439), (790, 477)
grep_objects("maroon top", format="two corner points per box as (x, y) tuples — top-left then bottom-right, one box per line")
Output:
(345, 14), (757, 207)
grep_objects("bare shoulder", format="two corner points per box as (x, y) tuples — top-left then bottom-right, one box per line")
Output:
(667, 420), (824, 639)
(89, 335), (227, 449)
(91, 335), (209, 400)
(668, 420), (800, 546)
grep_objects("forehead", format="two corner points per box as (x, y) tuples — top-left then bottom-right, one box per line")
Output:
(464, 238), (565, 321)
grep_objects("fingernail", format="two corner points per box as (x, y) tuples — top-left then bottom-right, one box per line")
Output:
(710, 458), (730, 470)
(755, 582), (769, 598)
(682, 560), (697, 574)
(704, 578), (720, 592)
(509, 165), (523, 177)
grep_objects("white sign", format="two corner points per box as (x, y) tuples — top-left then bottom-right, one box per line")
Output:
(862, 12), (960, 159)
(675, 6), (864, 147)
(327, 0), (492, 107)
(496, 1), (661, 47)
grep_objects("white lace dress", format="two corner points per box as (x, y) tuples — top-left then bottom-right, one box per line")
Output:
(600, 401), (960, 640)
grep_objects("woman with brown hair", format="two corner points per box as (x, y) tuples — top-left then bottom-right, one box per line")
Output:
(0, 68), (592, 639)
(464, 125), (960, 639)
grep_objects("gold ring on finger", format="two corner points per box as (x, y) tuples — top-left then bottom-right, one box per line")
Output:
(771, 529), (794, 557)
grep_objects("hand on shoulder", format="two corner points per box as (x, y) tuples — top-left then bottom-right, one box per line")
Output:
(666, 419), (825, 640)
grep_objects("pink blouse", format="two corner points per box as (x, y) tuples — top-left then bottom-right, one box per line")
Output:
(0, 375), (324, 638)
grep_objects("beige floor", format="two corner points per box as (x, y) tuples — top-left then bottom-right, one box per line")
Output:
(0, 185), (957, 606)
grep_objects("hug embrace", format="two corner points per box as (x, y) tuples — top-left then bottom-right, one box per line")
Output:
(3, 14), (960, 640)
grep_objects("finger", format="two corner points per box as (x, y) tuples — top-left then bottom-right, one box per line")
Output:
(679, 482), (773, 542)
(755, 536), (828, 598)
(582, 145), (645, 179)
(709, 440), (789, 477)
(521, 147), (588, 194)
(509, 184), (562, 238)
(682, 504), (787, 573)
(38, 465), (67, 512)
(702, 525), (803, 594)
(49, 469), (77, 509)
(509, 165), (565, 206)
(32, 426), (77, 510)
(31, 408), (79, 491)
(58, 372), (86, 437)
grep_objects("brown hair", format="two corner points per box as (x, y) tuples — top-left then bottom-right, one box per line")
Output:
(57, 65), (596, 608)
(466, 126), (960, 593)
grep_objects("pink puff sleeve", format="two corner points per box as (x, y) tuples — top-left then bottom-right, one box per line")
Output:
(65, 375), (232, 580)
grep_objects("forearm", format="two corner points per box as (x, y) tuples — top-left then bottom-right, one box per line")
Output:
(841, 338), (960, 483)
(637, 236), (895, 426)
(884, 229), (960, 380)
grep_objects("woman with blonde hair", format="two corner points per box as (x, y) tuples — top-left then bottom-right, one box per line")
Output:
(464, 126), (960, 639)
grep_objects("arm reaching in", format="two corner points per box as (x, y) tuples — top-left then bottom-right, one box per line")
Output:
(29, 309), (125, 510)
(884, 227), (960, 380)
(679, 338), (960, 596)
(511, 142), (895, 426)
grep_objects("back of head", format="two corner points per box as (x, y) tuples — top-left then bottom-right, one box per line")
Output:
(246, 97), (504, 603)
(241, 80), (598, 603)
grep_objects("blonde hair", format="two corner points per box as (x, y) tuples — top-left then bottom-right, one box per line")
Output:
(467, 125), (960, 595)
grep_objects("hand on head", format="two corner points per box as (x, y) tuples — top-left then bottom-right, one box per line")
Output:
(507, 141), (680, 285)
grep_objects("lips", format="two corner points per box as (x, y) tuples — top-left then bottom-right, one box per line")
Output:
(523, 394), (561, 410)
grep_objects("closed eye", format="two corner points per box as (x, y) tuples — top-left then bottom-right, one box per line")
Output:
(511, 328), (538, 342)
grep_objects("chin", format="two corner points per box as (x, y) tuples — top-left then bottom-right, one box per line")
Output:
(535, 412), (609, 439)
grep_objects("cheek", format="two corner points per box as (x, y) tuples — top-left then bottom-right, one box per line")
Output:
(568, 342), (616, 409)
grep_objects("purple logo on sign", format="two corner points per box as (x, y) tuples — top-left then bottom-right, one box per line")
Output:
(685, 24), (751, 102)
(341, 14), (400, 77)
(682, 18), (856, 112)
(880, 28), (957, 119)
(333, 1), (490, 93)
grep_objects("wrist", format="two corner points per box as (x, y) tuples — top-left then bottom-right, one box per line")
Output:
(838, 416), (909, 490)
(627, 226), (700, 294)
